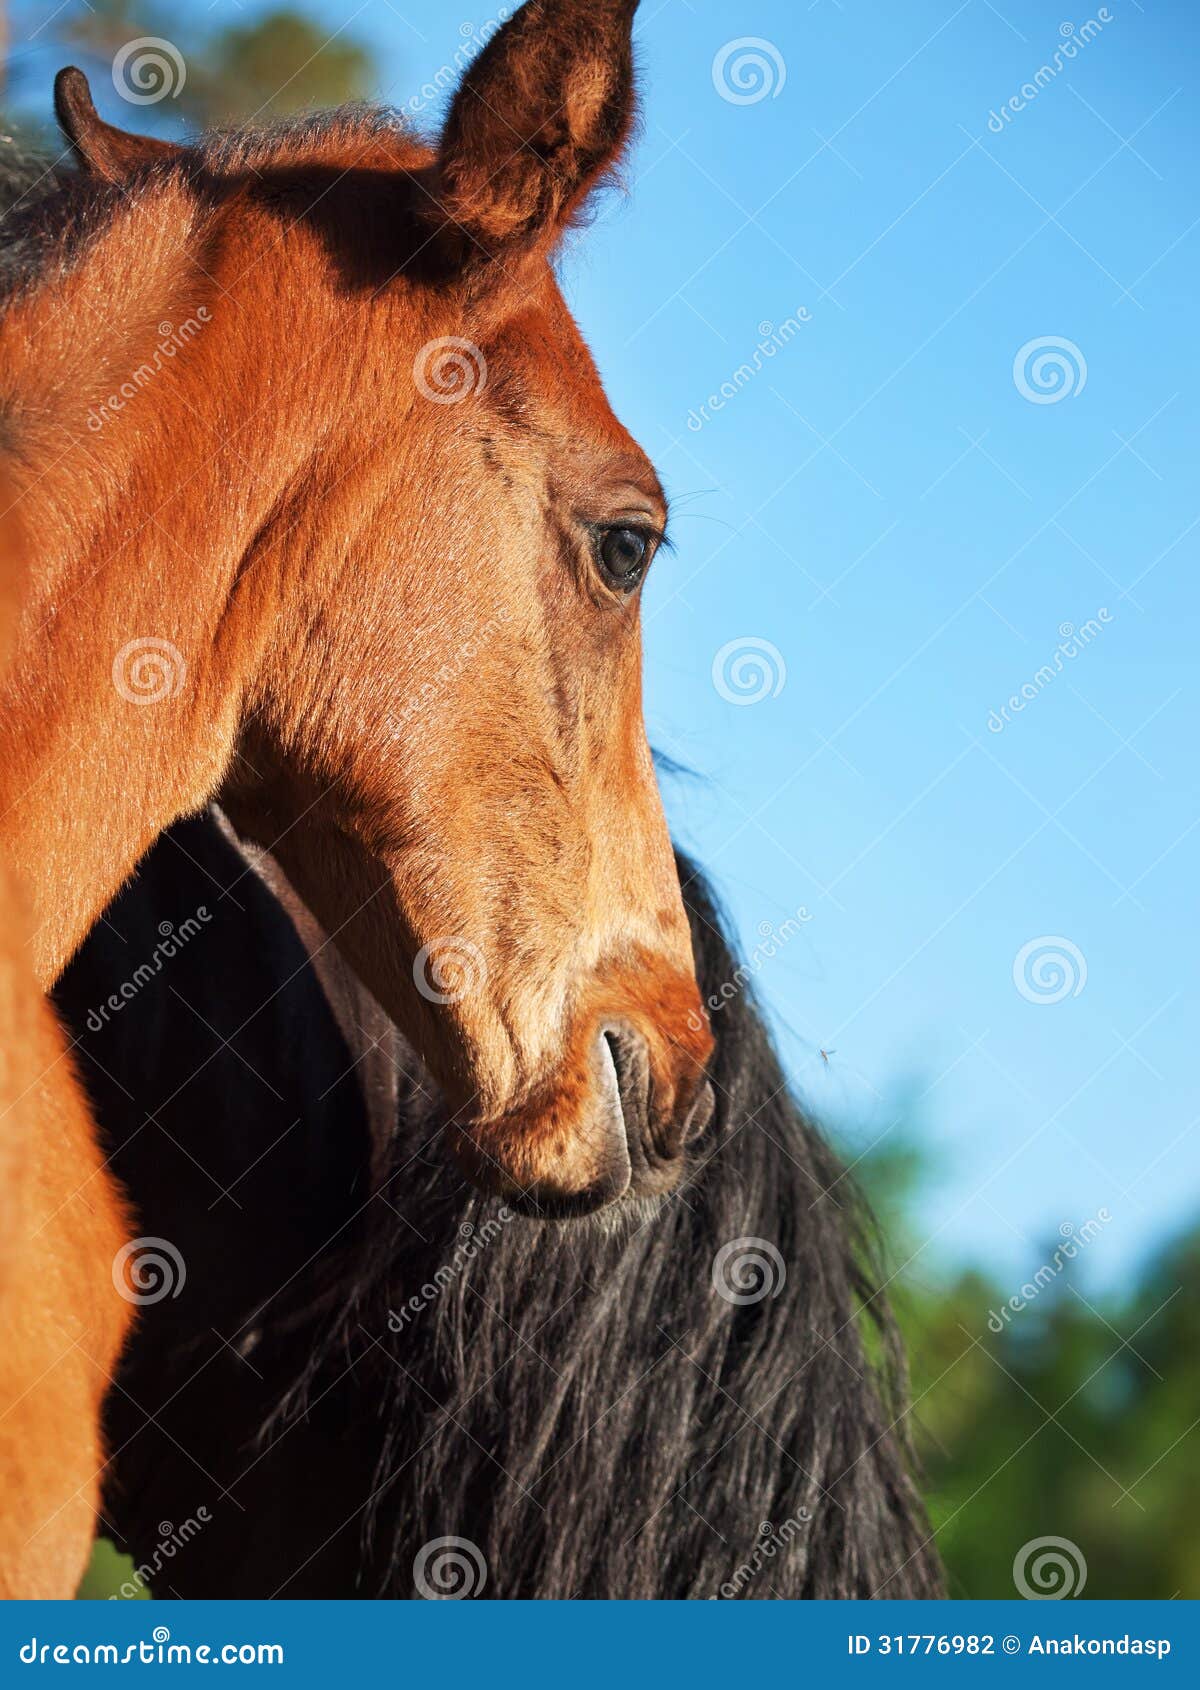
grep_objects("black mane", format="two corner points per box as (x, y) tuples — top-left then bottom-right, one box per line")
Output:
(55, 811), (941, 1599)
(0, 104), (422, 304)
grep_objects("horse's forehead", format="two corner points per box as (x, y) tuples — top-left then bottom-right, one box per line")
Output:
(488, 275), (645, 458)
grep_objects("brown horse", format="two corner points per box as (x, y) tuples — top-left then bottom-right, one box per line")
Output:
(1, 0), (711, 1591)
(1, 0), (711, 1208)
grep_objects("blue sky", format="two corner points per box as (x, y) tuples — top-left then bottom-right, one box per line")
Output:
(11, 0), (1198, 1296)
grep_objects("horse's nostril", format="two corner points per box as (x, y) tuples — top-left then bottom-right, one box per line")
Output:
(602, 1024), (651, 1140)
(684, 1079), (716, 1144)
(459, 1027), (708, 1218)
(605, 1023), (713, 1177)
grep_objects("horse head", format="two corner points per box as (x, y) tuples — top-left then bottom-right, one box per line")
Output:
(39, 0), (713, 1213)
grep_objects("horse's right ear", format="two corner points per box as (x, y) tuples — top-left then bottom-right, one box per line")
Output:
(54, 68), (183, 183)
(428, 0), (640, 262)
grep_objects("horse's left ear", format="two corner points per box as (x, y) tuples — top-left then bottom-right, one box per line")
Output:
(429, 0), (640, 260)
(54, 67), (183, 183)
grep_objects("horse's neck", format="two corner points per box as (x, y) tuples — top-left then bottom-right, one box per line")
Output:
(0, 465), (258, 977)
(0, 201), (291, 981)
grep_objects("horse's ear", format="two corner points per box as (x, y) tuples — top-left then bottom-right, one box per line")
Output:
(429, 0), (640, 260)
(54, 67), (183, 183)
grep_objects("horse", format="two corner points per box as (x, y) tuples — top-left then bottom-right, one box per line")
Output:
(55, 809), (943, 1599)
(2, 0), (726, 1589)
(1, 0), (714, 1212)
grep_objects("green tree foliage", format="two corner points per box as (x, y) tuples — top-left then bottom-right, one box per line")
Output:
(60, 1), (374, 128)
(851, 1121), (1199, 1599)
(900, 1230), (1200, 1599)
(173, 11), (373, 128)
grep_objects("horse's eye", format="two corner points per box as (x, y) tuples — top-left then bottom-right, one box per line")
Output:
(596, 525), (652, 593)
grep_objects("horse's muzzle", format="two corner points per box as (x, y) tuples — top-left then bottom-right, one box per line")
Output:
(499, 1024), (715, 1220)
